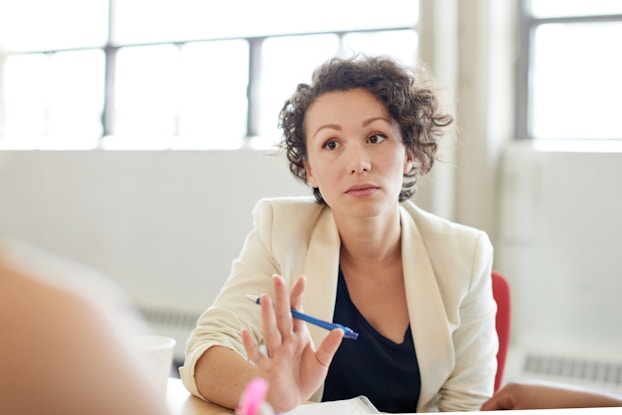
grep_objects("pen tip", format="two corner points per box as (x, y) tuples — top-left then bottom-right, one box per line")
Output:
(245, 294), (259, 302)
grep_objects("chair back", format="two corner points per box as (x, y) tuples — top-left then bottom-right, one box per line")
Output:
(491, 270), (511, 392)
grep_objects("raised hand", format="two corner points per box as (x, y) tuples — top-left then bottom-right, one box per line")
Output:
(241, 274), (344, 413)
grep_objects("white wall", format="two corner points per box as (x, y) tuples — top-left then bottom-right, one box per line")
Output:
(497, 142), (622, 361)
(0, 150), (307, 314)
(494, 143), (622, 395)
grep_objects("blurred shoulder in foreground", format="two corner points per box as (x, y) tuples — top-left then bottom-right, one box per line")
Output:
(0, 239), (170, 415)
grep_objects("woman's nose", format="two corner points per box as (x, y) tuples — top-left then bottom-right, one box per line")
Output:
(348, 146), (371, 174)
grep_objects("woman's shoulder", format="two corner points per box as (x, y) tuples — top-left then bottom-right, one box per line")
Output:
(250, 196), (331, 237)
(245, 197), (337, 263)
(400, 200), (488, 240)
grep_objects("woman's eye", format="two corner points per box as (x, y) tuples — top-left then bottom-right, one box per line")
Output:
(368, 133), (387, 144)
(322, 140), (339, 150)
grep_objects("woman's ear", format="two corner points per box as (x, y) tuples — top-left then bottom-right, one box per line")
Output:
(404, 150), (414, 174)
(303, 158), (318, 188)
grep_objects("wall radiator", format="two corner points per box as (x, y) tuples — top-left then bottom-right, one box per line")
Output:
(139, 305), (202, 368)
(509, 351), (622, 395)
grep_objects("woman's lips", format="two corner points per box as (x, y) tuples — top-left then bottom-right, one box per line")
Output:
(346, 184), (379, 197)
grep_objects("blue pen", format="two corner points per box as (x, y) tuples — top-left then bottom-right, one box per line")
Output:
(245, 294), (359, 340)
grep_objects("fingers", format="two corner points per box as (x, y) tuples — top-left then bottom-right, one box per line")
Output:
(479, 398), (500, 411)
(289, 275), (307, 308)
(480, 389), (514, 411)
(259, 293), (282, 351)
(261, 274), (298, 352)
(258, 274), (310, 356)
(242, 328), (268, 368)
(289, 275), (307, 332)
(272, 275), (294, 337)
(315, 329), (344, 368)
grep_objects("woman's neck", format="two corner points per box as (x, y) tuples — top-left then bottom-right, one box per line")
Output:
(335, 208), (402, 265)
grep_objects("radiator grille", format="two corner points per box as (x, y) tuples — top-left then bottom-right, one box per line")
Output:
(136, 306), (202, 365)
(139, 306), (200, 329)
(524, 354), (622, 386)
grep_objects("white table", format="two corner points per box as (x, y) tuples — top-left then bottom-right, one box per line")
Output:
(167, 377), (233, 415)
(166, 378), (622, 415)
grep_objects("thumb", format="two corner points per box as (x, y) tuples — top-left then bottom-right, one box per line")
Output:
(315, 329), (344, 368)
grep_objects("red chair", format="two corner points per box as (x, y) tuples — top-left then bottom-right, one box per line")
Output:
(491, 270), (511, 392)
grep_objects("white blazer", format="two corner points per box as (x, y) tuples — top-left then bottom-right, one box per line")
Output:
(180, 196), (497, 412)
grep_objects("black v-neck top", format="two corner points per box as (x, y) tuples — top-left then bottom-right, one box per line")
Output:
(322, 269), (421, 413)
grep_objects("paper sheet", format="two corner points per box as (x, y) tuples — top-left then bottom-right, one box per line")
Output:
(282, 396), (379, 415)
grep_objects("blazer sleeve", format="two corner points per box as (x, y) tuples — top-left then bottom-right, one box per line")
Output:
(179, 197), (323, 399)
(438, 231), (497, 412)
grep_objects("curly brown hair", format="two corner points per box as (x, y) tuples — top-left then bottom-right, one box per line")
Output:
(278, 54), (453, 204)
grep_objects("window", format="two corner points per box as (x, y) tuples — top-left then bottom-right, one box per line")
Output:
(518, 0), (622, 140)
(0, 0), (419, 150)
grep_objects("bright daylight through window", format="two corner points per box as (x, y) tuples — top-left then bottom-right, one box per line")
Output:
(521, 0), (622, 140)
(0, 0), (418, 150)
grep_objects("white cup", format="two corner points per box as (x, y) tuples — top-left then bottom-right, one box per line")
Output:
(132, 334), (176, 399)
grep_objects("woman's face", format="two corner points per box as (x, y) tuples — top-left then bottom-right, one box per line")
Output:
(303, 88), (413, 220)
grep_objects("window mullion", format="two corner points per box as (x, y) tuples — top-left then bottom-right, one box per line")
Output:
(516, 0), (531, 139)
(102, 45), (116, 138)
(174, 43), (183, 137)
(246, 37), (264, 138)
(42, 52), (54, 136)
(102, 0), (115, 141)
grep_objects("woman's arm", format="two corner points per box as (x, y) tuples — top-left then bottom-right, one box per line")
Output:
(194, 346), (262, 409)
(438, 232), (497, 411)
(481, 382), (622, 410)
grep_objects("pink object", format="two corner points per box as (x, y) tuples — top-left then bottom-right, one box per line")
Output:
(237, 377), (268, 415)
(492, 270), (511, 392)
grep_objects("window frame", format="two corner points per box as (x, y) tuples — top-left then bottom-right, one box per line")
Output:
(517, 0), (622, 140)
(0, 1), (418, 149)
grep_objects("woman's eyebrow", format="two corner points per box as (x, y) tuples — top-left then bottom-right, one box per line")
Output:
(362, 116), (390, 127)
(312, 123), (341, 138)
(312, 116), (390, 138)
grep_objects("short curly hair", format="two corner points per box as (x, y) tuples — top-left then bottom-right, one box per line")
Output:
(278, 54), (453, 204)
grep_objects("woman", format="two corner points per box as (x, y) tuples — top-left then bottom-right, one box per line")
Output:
(180, 55), (497, 413)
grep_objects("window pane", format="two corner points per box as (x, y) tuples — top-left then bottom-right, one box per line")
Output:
(257, 34), (340, 142)
(1, 50), (104, 149)
(47, 50), (105, 143)
(113, 44), (178, 141)
(342, 30), (418, 67)
(0, 0), (108, 52)
(3, 54), (48, 137)
(175, 40), (248, 148)
(531, 23), (622, 139)
(530, 1), (622, 18)
(112, 0), (418, 44)
(1, 54), (48, 149)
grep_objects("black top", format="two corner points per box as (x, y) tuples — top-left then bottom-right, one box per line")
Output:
(322, 269), (421, 413)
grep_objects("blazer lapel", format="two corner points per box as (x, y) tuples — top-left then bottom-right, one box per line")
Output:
(300, 207), (341, 402)
(301, 207), (341, 345)
(400, 206), (453, 411)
